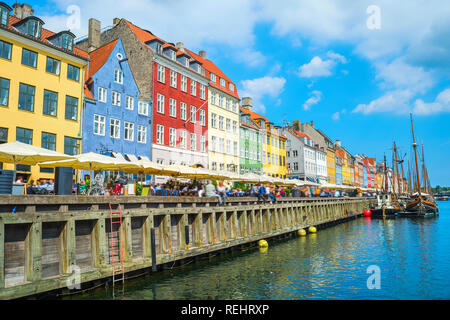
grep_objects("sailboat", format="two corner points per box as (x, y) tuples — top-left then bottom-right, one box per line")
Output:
(404, 113), (439, 216)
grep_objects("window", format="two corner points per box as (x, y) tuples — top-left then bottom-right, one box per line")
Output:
(46, 57), (60, 75)
(60, 33), (74, 51)
(190, 79), (196, 96)
(64, 96), (78, 120)
(190, 133), (196, 151)
(67, 64), (80, 81)
(232, 120), (237, 133)
(64, 136), (78, 155)
(170, 70), (177, 88)
(0, 6), (9, 26)
(226, 97), (230, 110)
(0, 77), (9, 107)
(124, 122), (134, 141)
(200, 135), (206, 152)
(157, 65), (165, 83)
(169, 128), (176, 147)
(180, 130), (187, 148)
(219, 138), (224, 153)
(138, 101), (148, 116)
(233, 141), (238, 156)
(170, 50), (176, 61)
(210, 73), (216, 82)
(0, 127), (8, 144)
(110, 118), (120, 138)
(111, 91), (121, 106)
(229, 83), (234, 92)
(125, 96), (134, 110)
(43, 90), (57, 116)
(21, 48), (37, 68)
(16, 127), (32, 144)
(212, 162), (217, 171)
(26, 19), (42, 38)
(210, 113), (217, 128)
(294, 162), (298, 171)
(169, 98), (177, 117)
(200, 84), (206, 100)
(93, 114), (105, 135)
(41, 132), (56, 150)
(181, 75), (187, 92)
(190, 106), (196, 123)
(226, 140), (231, 154)
(245, 147), (249, 159)
(218, 116), (224, 130)
(180, 102), (187, 120)
(211, 91), (216, 105)
(98, 87), (107, 103)
(211, 136), (217, 152)
(0, 40), (12, 60)
(114, 68), (123, 84)
(232, 100), (237, 112)
(18, 83), (35, 111)
(218, 94), (223, 107)
(157, 93), (165, 114)
(156, 125), (164, 144)
(137, 125), (147, 143)
(220, 78), (226, 87)
(226, 119), (231, 132)
(200, 109), (205, 126)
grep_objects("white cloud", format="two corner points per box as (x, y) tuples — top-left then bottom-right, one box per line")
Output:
(353, 89), (414, 115)
(239, 76), (286, 113)
(303, 90), (322, 110)
(332, 112), (340, 121)
(235, 48), (267, 67)
(413, 88), (450, 115)
(298, 51), (347, 78)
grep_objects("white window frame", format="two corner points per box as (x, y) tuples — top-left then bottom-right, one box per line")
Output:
(112, 91), (121, 106)
(169, 98), (177, 118)
(190, 106), (196, 123)
(169, 128), (176, 147)
(157, 93), (165, 114)
(190, 79), (196, 96)
(211, 91), (216, 105)
(180, 130), (187, 149)
(200, 109), (205, 126)
(220, 78), (225, 87)
(232, 121), (237, 134)
(170, 70), (177, 88)
(180, 102), (187, 120)
(210, 73), (216, 82)
(181, 75), (187, 92)
(211, 113), (217, 128)
(138, 101), (149, 116)
(229, 83), (234, 92)
(98, 87), (107, 103)
(190, 133), (196, 151)
(137, 125), (147, 143)
(157, 64), (165, 83)
(200, 84), (206, 100)
(226, 119), (231, 132)
(156, 124), (164, 145)
(110, 118), (120, 139)
(218, 116), (224, 130)
(211, 136), (217, 152)
(114, 68), (123, 84)
(93, 114), (105, 136)
(125, 95), (134, 110)
(200, 135), (206, 152)
(124, 121), (134, 141)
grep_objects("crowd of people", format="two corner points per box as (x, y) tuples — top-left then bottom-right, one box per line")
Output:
(23, 179), (55, 195)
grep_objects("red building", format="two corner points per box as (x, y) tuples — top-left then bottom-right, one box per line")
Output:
(364, 157), (376, 188)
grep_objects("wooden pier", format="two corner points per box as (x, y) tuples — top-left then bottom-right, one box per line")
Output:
(0, 195), (371, 299)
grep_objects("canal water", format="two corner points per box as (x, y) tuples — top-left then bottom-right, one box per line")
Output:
(68, 201), (450, 300)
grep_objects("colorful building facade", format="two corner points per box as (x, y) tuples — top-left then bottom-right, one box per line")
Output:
(0, 3), (88, 182)
(239, 100), (263, 175)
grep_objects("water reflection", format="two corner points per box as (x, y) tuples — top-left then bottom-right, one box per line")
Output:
(67, 202), (450, 300)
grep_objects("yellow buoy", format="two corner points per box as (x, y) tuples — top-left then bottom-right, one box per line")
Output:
(258, 239), (268, 248)
(308, 226), (317, 233)
(298, 229), (306, 236)
(259, 247), (268, 253)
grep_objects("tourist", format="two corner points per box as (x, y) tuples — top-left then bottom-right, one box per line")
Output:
(334, 190), (340, 197)
(217, 181), (227, 205)
(205, 180), (222, 205)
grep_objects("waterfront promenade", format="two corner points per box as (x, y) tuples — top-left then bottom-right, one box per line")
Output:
(0, 195), (371, 299)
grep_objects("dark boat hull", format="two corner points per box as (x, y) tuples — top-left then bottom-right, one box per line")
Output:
(370, 208), (400, 217)
(404, 199), (439, 216)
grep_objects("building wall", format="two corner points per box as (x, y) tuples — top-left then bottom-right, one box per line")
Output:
(316, 150), (327, 184)
(326, 148), (336, 184)
(336, 164), (343, 185)
(285, 130), (305, 179)
(82, 40), (151, 159)
(239, 125), (262, 174)
(262, 126), (286, 178)
(151, 59), (208, 167)
(208, 88), (240, 172)
(0, 29), (86, 182)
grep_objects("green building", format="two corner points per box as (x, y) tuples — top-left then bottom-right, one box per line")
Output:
(239, 98), (263, 175)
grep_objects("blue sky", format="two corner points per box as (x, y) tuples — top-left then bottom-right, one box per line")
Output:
(22, 0), (450, 186)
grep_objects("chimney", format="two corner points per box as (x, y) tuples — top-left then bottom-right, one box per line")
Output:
(310, 120), (314, 128)
(176, 42), (185, 52)
(13, 3), (34, 19)
(88, 18), (101, 52)
(292, 120), (301, 131)
(199, 50), (206, 58)
(113, 18), (121, 25)
(242, 97), (252, 111)
(335, 140), (341, 147)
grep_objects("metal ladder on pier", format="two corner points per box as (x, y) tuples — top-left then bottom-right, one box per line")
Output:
(109, 202), (125, 293)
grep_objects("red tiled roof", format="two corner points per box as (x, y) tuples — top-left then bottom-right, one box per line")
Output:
(240, 121), (258, 131)
(4, 15), (88, 60)
(86, 39), (118, 79)
(240, 106), (285, 139)
(84, 84), (94, 100)
(293, 130), (311, 141)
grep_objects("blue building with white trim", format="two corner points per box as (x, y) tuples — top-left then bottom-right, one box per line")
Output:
(82, 38), (152, 169)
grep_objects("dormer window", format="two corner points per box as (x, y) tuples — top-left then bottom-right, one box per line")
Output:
(220, 78), (225, 87)
(61, 33), (74, 51)
(0, 3), (12, 26)
(13, 16), (44, 39)
(210, 73), (216, 82)
(229, 83), (234, 92)
(47, 31), (75, 51)
(170, 50), (176, 61)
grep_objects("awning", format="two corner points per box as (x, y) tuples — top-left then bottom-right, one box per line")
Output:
(139, 156), (150, 162)
(125, 154), (139, 162)
(111, 152), (126, 161)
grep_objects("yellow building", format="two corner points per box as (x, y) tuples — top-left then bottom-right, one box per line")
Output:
(326, 148), (336, 184)
(244, 108), (286, 178)
(0, 3), (88, 182)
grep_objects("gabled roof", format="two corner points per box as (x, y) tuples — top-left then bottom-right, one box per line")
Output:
(85, 39), (119, 80)
(2, 14), (88, 60)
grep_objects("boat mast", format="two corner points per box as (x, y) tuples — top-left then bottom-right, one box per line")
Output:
(410, 113), (422, 199)
(394, 141), (401, 195)
(407, 160), (412, 194)
(384, 154), (388, 193)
